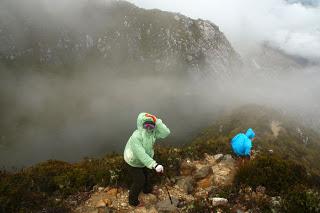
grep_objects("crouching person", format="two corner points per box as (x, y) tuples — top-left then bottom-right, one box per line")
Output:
(123, 112), (170, 207)
(231, 128), (255, 167)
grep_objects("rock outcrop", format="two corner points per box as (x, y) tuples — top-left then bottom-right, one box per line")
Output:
(74, 153), (236, 213)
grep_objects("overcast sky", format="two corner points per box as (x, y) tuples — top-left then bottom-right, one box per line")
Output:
(128, 0), (320, 62)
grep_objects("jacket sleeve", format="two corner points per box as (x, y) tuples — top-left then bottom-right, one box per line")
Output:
(131, 135), (157, 169)
(155, 119), (170, 139)
(244, 139), (252, 156)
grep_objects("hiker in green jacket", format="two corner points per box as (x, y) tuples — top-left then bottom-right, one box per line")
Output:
(124, 112), (170, 206)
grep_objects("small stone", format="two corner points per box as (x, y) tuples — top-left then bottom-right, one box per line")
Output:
(194, 190), (208, 198)
(103, 186), (110, 192)
(120, 202), (127, 207)
(93, 185), (99, 191)
(256, 186), (266, 194)
(244, 186), (252, 193)
(223, 154), (235, 165)
(214, 154), (224, 162)
(98, 187), (104, 192)
(106, 188), (118, 197)
(103, 198), (112, 206)
(96, 200), (106, 208)
(140, 193), (157, 204)
(271, 196), (281, 207)
(211, 198), (228, 207)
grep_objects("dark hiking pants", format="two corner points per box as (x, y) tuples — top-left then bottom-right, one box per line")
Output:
(128, 166), (152, 206)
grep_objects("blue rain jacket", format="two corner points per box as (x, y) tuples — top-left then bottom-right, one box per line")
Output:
(231, 128), (255, 156)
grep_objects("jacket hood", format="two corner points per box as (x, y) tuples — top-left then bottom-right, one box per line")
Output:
(245, 128), (255, 139)
(137, 112), (155, 130)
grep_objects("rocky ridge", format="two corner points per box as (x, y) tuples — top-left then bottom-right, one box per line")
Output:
(0, 0), (241, 76)
(73, 153), (278, 213)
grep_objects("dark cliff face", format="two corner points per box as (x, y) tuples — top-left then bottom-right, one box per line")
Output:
(0, 0), (241, 77)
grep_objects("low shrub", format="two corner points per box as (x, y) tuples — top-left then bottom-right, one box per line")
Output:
(281, 185), (320, 213)
(234, 155), (309, 195)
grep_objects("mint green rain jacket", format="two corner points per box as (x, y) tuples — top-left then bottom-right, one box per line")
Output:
(124, 112), (170, 169)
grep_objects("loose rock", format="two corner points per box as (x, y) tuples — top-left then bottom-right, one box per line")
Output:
(96, 200), (106, 208)
(214, 154), (224, 162)
(211, 198), (228, 207)
(180, 160), (196, 176)
(156, 198), (179, 212)
(106, 188), (118, 197)
(176, 176), (195, 194)
(197, 175), (213, 189)
(194, 166), (212, 180)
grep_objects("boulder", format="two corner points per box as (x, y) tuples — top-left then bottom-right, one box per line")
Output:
(180, 160), (196, 176)
(176, 176), (195, 194)
(194, 166), (212, 180)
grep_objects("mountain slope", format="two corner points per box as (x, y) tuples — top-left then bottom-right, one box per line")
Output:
(1, 105), (320, 212)
(0, 0), (241, 76)
(193, 104), (320, 173)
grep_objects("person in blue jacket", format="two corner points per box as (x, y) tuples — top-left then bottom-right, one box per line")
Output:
(231, 128), (255, 162)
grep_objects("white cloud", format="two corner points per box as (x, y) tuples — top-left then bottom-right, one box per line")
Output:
(128, 0), (320, 62)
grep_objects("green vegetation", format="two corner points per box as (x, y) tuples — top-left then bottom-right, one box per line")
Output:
(234, 155), (320, 212)
(281, 186), (320, 212)
(0, 157), (122, 212)
(234, 155), (309, 195)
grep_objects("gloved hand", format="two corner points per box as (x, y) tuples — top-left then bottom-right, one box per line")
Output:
(154, 164), (164, 173)
(145, 113), (157, 123)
